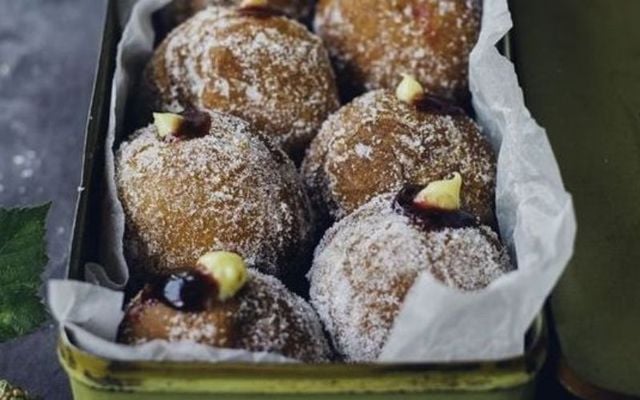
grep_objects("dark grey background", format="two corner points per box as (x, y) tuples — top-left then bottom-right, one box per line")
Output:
(0, 0), (106, 398)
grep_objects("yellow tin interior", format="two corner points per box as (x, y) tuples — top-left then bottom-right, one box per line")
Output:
(58, 316), (546, 398)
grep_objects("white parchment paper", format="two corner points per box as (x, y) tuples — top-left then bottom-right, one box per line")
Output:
(48, 0), (576, 363)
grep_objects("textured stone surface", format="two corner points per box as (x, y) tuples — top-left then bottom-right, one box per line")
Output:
(0, 0), (106, 398)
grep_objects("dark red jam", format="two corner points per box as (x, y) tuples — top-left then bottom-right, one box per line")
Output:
(413, 94), (466, 116)
(237, 5), (285, 18)
(394, 184), (480, 231)
(147, 269), (218, 312)
(168, 108), (212, 141)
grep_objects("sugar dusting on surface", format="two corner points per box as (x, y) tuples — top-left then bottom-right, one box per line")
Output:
(314, 0), (481, 99)
(122, 269), (332, 362)
(116, 110), (313, 278)
(236, 270), (332, 361)
(146, 6), (340, 155)
(308, 193), (511, 361)
(302, 90), (496, 223)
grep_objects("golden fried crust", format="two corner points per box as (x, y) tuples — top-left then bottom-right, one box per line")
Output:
(302, 90), (496, 227)
(308, 194), (511, 361)
(315, 0), (481, 101)
(119, 270), (332, 362)
(145, 7), (340, 160)
(116, 110), (313, 279)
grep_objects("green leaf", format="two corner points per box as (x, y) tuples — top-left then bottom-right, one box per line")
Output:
(0, 204), (50, 342)
(0, 379), (36, 399)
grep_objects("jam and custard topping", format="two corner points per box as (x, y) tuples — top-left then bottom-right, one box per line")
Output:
(394, 184), (480, 231)
(143, 251), (249, 312)
(147, 269), (219, 312)
(153, 108), (212, 142)
(395, 74), (466, 115)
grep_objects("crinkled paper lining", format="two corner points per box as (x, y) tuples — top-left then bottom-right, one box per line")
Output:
(48, 0), (576, 363)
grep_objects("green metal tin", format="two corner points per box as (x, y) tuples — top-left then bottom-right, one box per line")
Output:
(59, 0), (550, 398)
(58, 315), (546, 399)
(510, 1), (640, 398)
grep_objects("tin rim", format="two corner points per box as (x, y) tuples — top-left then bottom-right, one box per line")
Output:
(57, 316), (546, 395)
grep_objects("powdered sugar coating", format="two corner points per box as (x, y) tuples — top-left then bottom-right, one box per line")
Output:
(145, 6), (340, 158)
(308, 193), (511, 361)
(120, 269), (332, 362)
(302, 89), (496, 226)
(116, 110), (313, 279)
(314, 0), (481, 100)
